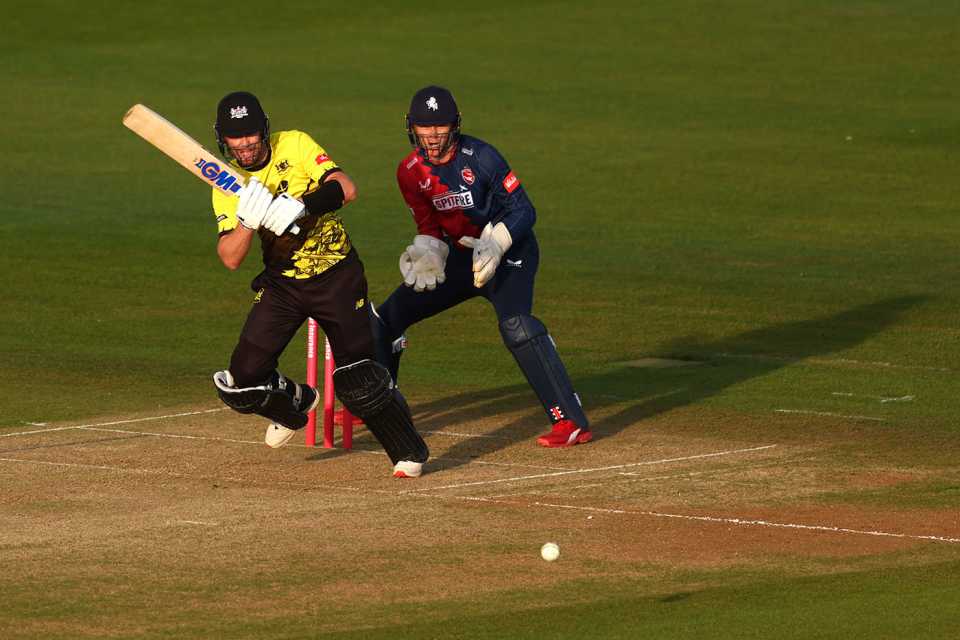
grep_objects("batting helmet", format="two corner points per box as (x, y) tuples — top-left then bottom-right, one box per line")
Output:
(406, 85), (461, 154)
(214, 91), (270, 159)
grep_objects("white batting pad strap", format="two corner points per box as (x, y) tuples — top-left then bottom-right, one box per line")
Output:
(212, 370), (270, 394)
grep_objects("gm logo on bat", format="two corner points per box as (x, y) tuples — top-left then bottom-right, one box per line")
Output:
(194, 158), (242, 194)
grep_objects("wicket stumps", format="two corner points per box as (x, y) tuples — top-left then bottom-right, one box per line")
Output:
(304, 318), (356, 448)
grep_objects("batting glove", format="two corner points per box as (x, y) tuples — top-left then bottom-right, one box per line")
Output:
(262, 193), (306, 236)
(236, 177), (273, 231)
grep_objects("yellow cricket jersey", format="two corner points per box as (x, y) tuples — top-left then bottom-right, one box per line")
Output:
(212, 129), (353, 279)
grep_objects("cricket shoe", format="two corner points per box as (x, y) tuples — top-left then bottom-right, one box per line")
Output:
(264, 385), (320, 448)
(265, 423), (298, 448)
(392, 460), (423, 478)
(537, 420), (592, 448)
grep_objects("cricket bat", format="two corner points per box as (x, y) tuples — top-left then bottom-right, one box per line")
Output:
(122, 103), (299, 232)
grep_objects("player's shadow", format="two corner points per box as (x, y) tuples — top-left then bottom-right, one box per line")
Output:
(414, 295), (927, 471)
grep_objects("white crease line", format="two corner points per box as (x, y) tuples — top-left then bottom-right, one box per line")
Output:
(0, 457), (246, 482)
(0, 431), (576, 475)
(775, 409), (885, 422)
(72, 427), (575, 472)
(831, 392), (915, 404)
(406, 445), (779, 492)
(0, 425), (85, 438)
(1, 408), (228, 437)
(531, 502), (960, 544)
(713, 353), (950, 372)
(6, 452), (957, 546)
(0, 458), (135, 472)
(173, 520), (220, 526)
(421, 430), (505, 439)
(79, 427), (262, 446)
(619, 470), (710, 480)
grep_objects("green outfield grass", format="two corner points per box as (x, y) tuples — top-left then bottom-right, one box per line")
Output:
(2, 1), (960, 638)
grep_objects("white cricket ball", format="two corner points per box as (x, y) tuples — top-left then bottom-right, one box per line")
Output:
(540, 542), (560, 562)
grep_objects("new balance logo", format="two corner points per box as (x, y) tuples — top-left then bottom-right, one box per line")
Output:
(506, 259), (523, 267)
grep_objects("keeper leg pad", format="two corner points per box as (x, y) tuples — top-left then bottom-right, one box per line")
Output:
(499, 315), (589, 428)
(332, 360), (428, 465)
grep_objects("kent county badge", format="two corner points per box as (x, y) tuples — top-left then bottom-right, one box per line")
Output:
(461, 166), (475, 185)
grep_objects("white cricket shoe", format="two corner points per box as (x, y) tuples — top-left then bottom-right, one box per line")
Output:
(393, 460), (423, 478)
(265, 423), (297, 448)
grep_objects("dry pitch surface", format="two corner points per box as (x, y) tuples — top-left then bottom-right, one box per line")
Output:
(2, 394), (960, 637)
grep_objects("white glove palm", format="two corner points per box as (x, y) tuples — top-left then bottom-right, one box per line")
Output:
(262, 193), (306, 236)
(399, 235), (449, 292)
(236, 177), (273, 230)
(460, 222), (512, 288)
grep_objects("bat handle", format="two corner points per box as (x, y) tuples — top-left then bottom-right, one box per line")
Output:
(289, 223), (301, 235)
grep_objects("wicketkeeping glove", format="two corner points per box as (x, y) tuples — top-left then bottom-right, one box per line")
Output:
(399, 234), (449, 292)
(459, 222), (512, 288)
(236, 177), (273, 231)
(262, 193), (307, 236)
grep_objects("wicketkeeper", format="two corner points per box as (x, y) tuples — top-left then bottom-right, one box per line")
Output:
(209, 91), (429, 478)
(372, 86), (591, 447)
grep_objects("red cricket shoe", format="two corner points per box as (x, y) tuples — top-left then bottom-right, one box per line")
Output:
(537, 420), (592, 448)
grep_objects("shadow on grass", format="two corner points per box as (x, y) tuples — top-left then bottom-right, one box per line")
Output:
(409, 295), (926, 471)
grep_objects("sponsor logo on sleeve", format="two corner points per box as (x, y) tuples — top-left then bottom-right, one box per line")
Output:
(502, 171), (520, 193)
(461, 166), (475, 185)
(315, 153), (331, 165)
(461, 146), (473, 156)
(405, 155), (419, 169)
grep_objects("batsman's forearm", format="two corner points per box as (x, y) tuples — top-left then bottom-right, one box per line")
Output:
(217, 226), (256, 270)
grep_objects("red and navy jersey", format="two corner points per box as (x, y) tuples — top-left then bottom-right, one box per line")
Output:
(396, 134), (536, 245)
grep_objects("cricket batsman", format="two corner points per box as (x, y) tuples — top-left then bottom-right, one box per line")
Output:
(209, 91), (429, 477)
(372, 86), (591, 447)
